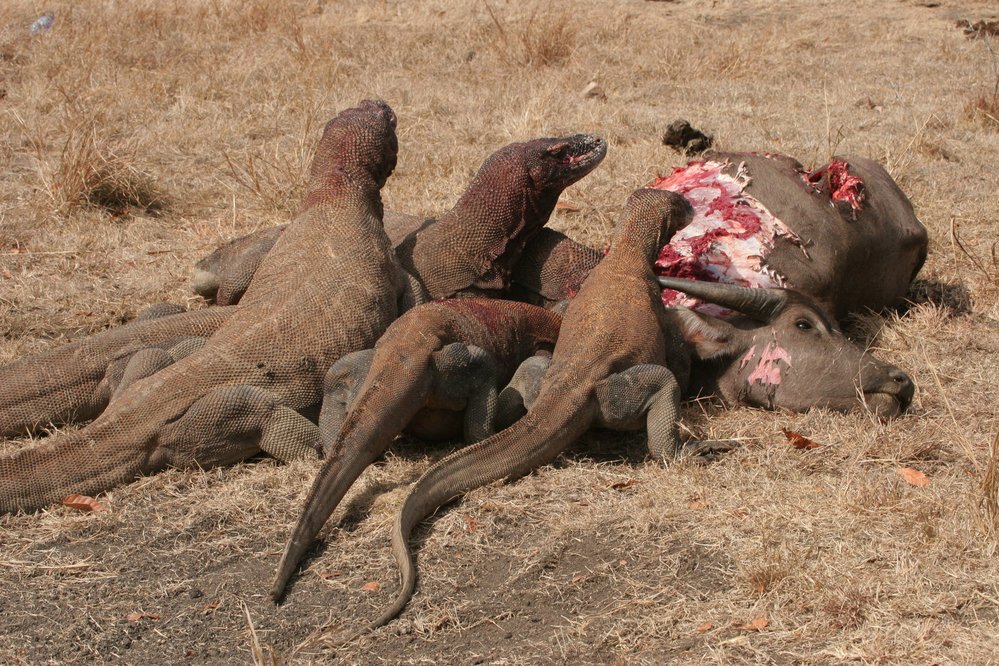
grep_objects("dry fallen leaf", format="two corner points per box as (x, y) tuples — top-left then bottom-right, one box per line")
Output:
(743, 616), (769, 631)
(897, 467), (930, 487)
(318, 571), (343, 580)
(695, 622), (714, 633)
(687, 499), (707, 510)
(464, 515), (479, 532)
(126, 611), (159, 622)
(610, 478), (638, 491)
(782, 428), (821, 450)
(361, 581), (381, 592)
(62, 494), (107, 512)
(555, 200), (581, 212)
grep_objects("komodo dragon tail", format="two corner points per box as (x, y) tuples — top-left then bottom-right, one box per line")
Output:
(0, 427), (149, 513)
(0, 307), (232, 437)
(271, 346), (439, 600)
(371, 402), (596, 629)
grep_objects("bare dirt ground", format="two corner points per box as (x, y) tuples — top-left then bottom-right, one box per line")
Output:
(1, 0), (998, 663)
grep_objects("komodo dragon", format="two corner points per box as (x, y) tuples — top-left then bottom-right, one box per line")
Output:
(0, 134), (606, 439)
(0, 99), (411, 514)
(367, 188), (916, 629)
(358, 187), (696, 628)
(270, 298), (562, 601)
(191, 134), (608, 304)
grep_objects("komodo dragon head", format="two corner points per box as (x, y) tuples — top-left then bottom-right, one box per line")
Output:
(659, 277), (915, 418)
(304, 99), (399, 195)
(491, 134), (607, 230)
(399, 133), (608, 297)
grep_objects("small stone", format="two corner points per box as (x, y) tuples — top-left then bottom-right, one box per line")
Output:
(188, 588), (203, 599)
(661, 119), (713, 155)
(581, 81), (606, 101)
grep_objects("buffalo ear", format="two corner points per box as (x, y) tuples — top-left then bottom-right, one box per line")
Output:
(671, 308), (743, 360)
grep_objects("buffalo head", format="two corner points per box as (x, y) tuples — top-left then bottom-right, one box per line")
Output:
(658, 277), (914, 418)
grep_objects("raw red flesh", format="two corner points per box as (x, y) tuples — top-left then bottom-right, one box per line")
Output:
(649, 161), (801, 315)
(802, 159), (866, 215)
(745, 341), (793, 387)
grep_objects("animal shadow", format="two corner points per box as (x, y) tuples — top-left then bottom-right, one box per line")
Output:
(899, 278), (973, 317)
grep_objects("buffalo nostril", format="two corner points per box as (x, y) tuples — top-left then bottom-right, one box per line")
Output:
(887, 368), (915, 406)
(890, 368), (911, 385)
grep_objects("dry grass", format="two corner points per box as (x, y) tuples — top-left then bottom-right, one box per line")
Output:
(1, 0), (998, 663)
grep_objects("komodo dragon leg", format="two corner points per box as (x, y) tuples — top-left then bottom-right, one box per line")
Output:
(271, 299), (560, 601)
(156, 385), (320, 465)
(594, 365), (683, 461)
(106, 336), (209, 402)
(494, 353), (551, 427)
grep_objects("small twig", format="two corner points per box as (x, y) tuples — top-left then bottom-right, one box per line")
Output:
(979, 429), (999, 543)
(950, 217), (998, 285)
(3, 250), (80, 256)
(241, 600), (267, 666)
(0, 559), (93, 570)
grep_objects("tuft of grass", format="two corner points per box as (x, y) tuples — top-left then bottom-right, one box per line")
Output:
(47, 123), (166, 217)
(482, 2), (576, 68)
(964, 92), (999, 130)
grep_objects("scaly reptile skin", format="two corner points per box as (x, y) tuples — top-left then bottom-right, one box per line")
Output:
(192, 135), (608, 304)
(370, 188), (695, 628)
(0, 100), (409, 514)
(0, 137), (605, 440)
(270, 298), (562, 600)
(0, 306), (231, 437)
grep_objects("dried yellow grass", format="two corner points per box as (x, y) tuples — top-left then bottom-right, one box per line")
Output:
(1, 0), (998, 663)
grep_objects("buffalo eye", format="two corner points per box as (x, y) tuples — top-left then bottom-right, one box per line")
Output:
(795, 319), (813, 331)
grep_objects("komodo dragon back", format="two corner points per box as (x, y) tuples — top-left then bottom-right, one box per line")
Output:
(0, 100), (404, 514)
(363, 188), (696, 631)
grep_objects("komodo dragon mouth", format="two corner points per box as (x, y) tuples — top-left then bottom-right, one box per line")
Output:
(551, 134), (608, 171)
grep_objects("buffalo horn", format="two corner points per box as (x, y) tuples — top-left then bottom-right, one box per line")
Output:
(656, 276), (788, 321)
